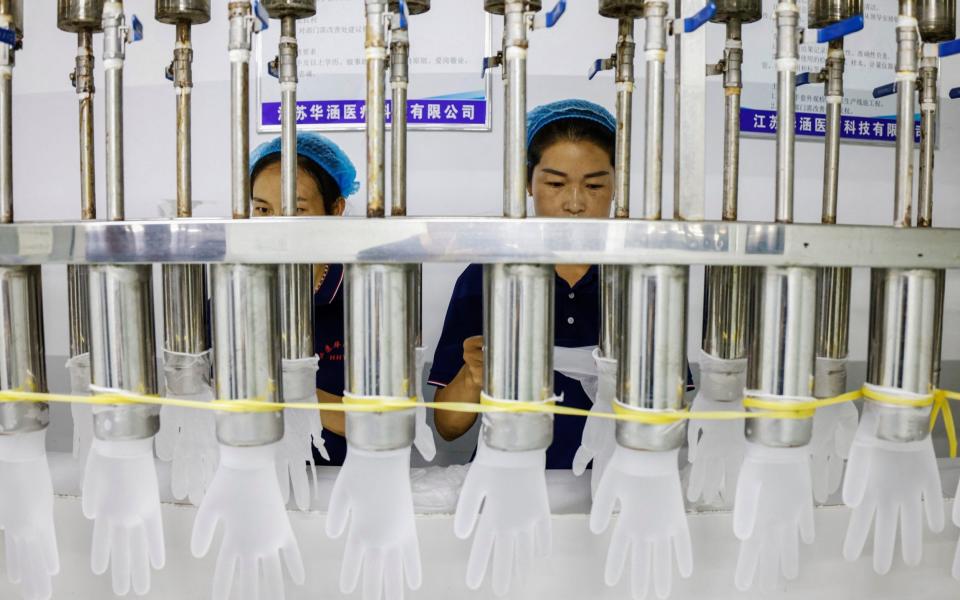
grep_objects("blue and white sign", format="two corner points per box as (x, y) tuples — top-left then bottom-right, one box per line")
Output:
(739, 1), (922, 145)
(256, 0), (492, 132)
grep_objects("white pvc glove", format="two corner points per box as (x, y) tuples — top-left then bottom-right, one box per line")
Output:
(0, 430), (59, 600)
(571, 348), (616, 495)
(66, 353), (94, 463)
(277, 357), (327, 512)
(155, 350), (218, 506)
(952, 478), (960, 579)
(590, 445), (693, 600)
(842, 396), (944, 574)
(191, 443), (305, 600)
(733, 442), (814, 592)
(809, 356), (858, 504)
(326, 445), (422, 600)
(82, 437), (165, 596)
(454, 437), (551, 597)
(686, 352), (747, 507)
(414, 347), (436, 462)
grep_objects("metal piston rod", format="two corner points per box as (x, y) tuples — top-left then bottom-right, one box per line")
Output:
(214, 1), (284, 447)
(345, 0), (416, 452)
(746, 0), (817, 448)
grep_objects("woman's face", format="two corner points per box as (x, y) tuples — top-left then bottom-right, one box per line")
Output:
(530, 140), (614, 218)
(251, 161), (345, 217)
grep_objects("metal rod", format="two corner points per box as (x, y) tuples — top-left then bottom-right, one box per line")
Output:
(672, 0), (707, 220)
(366, 0), (388, 217)
(918, 52), (936, 228)
(503, 0), (527, 218)
(0, 4), (13, 225)
(721, 20), (742, 221)
(821, 39), (844, 225)
(175, 22), (193, 217)
(77, 30), (97, 222)
(228, 1), (252, 219)
(894, 1), (919, 228)
(390, 23), (409, 217)
(103, 0), (126, 221)
(642, 0), (667, 220)
(774, 1), (799, 224)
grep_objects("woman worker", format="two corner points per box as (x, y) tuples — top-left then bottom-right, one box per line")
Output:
(429, 99), (693, 469)
(249, 132), (359, 466)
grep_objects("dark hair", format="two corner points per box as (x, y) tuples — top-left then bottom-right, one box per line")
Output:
(251, 154), (343, 214)
(527, 118), (616, 184)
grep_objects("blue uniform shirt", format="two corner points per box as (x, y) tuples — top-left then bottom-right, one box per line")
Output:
(312, 263), (348, 466)
(429, 264), (694, 470)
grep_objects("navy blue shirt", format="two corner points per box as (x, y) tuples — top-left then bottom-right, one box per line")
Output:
(312, 264), (348, 466)
(430, 264), (694, 470)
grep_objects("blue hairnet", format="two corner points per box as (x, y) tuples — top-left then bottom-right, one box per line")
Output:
(250, 132), (360, 198)
(526, 99), (616, 155)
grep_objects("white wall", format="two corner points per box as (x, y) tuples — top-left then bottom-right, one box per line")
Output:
(10, 0), (960, 364)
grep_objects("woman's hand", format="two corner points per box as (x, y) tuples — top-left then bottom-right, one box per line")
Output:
(462, 335), (484, 387)
(434, 336), (485, 440)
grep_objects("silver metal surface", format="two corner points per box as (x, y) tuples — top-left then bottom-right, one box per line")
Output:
(599, 265), (624, 359)
(68, 264), (91, 357)
(894, 3), (918, 228)
(673, 0), (706, 220)
(808, 0), (863, 28)
(260, 0), (315, 18)
(344, 264), (416, 450)
(58, 0), (105, 32)
(503, 0), (527, 219)
(642, 0), (667, 220)
(88, 264), (160, 441)
(484, 0), (541, 14)
(917, 0), (956, 43)
(702, 265), (750, 359)
(5, 219), (960, 268)
(482, 264), (554, 452)
(0, 266), (48, 434)
(0, 1), (21, 36)
(721, 21), (742, 221)
(229, 1), (253, 220)
(918, 57), (936, 229)
(162, 264), (207, 353)
(156, 0), (210, 24)
(0, 3), (13, 226)
(867, 268), (937, 442)
(746, 266), (817, 447)
(814, 266), (851, 359)
(931, 268), (945, 387)
(616, 265), (688, 451)
(279, 16), (298, 218)
(211, 264), (284, 446)
(599, 0), (645, 19)
(365, 0), (388, 218)
(390, 25), (409, 217)
(774, 2), (799, 224)
(279, 263), (313, 358)
(711, 0), (761, 23)
(172, 23), (194, 218)
(389, 0), (430, 14)
(613, 18), (634, 220)
(103, 0), (127, 221)
(75, 32), (97, 222)
(822, 42), (844, 224)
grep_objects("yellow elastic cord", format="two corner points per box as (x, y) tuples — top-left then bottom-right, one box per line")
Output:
(339, 394), (419, 413)
(742, 390), (864, 419)
(860, 385), (957, 459)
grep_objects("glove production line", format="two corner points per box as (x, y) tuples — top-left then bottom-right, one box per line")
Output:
(1, 0), (960, 599)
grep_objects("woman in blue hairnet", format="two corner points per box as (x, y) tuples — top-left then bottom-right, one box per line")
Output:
(430, 99), (692, 470)
(249, 132), (360, 466)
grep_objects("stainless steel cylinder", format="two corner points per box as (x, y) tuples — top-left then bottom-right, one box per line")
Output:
(0, 3), (13, 226)
(721, 21), (742, 221)
(503, 0), (528, 219)
(344, 264), (416, 451)
(599, 265), (625, 359)
(745, 266), (817, 447)
(0, 266), (48, 434)
(613, 18), (635, 220)
(917, 0), (956, 42)
(484, 0), (541, 14)
(814, 266), (851, 359)
(599, 0), (645, 19)
(229, 1), (252, 219)
(103, 0), (127, 221)
(711, 0), (761, 23)
(822, 42), (844, 224)
(482, 264), (554, 452)
(58, 0), (105, 32)
(866, 268), (937, 442)
(642, 0), (667, 221)
(774, 2), (799, 224)
(211, 264), (284, 446)
(894, 7), (918, 228)
(162, 264), (208, 354)
(616, 265), (688, 451)
(88, 264), (159, 441)
(75, 32), (97, 222)
(260, 0), (316, 18)
(366, 0), (388, 217)
(156, 0), (211, 24)
(918, 59), (937, 228)
(808, 0), (863, 28)
(702, 265), (750, 360)
(171, 22), (195, 218)
(279, 264), (314, 359)
(390, 29), (409, 216)
(931, 269), (945, 388)
(389, 0), (430, 14)
(68, 264), (91, 357)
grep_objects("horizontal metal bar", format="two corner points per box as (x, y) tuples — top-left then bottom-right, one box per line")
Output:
(0, 218), (958, 268)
